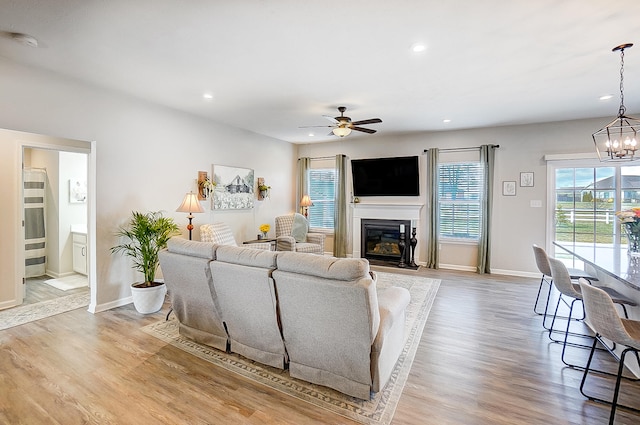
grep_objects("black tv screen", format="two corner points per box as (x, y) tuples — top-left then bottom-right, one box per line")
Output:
(351, 156), (419, 196)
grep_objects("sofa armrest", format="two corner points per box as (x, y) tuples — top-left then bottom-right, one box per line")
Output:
(371, 286), (411, 391)
(374, 287), (411, 348)
(276, 236), (296, 251)
(306, 233), (326, 252)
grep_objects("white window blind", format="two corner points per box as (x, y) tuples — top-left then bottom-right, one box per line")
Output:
(438, 162), (483, 240)
(308, 168), (336, 230)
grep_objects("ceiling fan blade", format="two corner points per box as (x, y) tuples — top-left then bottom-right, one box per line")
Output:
(299, 125), (334, 128)
(352, 127), (377, 134)
(323, 115), (339, 124)
(351, 118), (382, 126)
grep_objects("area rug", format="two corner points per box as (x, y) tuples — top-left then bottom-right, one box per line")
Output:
(44, 274), (88, 291)
(141, 272), (440, 425)
(0, 291), (90, 331)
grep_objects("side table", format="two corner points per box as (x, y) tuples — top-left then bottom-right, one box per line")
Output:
(243, 238), (277, 251)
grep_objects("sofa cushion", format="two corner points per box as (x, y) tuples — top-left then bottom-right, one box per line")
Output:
(291, 213), (308, 242)
(167, 237), (216, 259)
(276, 251), (369, 281)
(216, 245), (277, 269)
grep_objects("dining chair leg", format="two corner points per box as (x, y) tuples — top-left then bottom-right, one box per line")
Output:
(580, 340), (640, 422)
(548, 295), (593, 347)
(608, 349), (628, 425)
(534, 275), (550, 315)
(542, 281), (555, 329)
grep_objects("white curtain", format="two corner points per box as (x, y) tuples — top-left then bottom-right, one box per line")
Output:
(24, 169), (47, 277)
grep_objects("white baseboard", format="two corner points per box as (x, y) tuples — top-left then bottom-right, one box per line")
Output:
(439, 263), (476, 272)
(90, 296), (132, 314)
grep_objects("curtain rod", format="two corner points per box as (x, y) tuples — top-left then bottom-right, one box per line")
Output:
(422, 145), (500, 153)
(307, 155), (340, 160)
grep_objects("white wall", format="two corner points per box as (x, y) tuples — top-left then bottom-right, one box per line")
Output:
(297, 118), (612, 276)
(0, 54), (626, 309)
(59, 151), (88, 275)
(0, 58), (296, 311)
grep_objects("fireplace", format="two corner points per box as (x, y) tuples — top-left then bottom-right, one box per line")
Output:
(361, 219), (411, 266)
(351, 203), (423, 267)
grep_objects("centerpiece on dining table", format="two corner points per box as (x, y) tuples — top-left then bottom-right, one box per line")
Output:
(616, 207), (640, 257)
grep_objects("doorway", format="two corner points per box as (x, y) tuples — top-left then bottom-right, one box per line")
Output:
(23, 148), (89, 306)
(0, 127), (96, 315)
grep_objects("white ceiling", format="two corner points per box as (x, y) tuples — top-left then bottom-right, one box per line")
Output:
(1, 0), (640, 144)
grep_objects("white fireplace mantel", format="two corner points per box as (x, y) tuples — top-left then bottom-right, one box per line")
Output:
(351, 203), (424, 260)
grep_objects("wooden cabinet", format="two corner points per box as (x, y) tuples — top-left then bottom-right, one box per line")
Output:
(72, 232), (87, 275)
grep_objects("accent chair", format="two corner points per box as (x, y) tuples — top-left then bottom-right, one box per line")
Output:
(274, 213), (325, 254)
(201, 222), (271, 250)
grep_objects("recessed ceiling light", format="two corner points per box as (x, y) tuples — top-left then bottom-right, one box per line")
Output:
(202, 92), (214, 101)
(308, 133), (314, 137)
(411, 43), (427, 53)
(443, 119), (451, 123)
(599, 94), (613, 101)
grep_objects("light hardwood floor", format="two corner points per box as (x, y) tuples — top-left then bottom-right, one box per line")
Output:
(2, 268), (640, 424)
(24, 275), (89, 305)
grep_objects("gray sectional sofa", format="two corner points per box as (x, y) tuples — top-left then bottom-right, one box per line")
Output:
(158, 237), (410, 399)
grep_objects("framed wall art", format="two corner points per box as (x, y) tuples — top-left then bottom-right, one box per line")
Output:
(212, 164), (255, 210)
(502, 181), (516, 196)
(69, 178), (87, 203)
(520, 172), (534, 187)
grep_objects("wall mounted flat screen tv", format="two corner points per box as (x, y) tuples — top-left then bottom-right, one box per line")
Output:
(351, 156), (419, 196)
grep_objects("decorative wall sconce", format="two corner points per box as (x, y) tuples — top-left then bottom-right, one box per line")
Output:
(197, 171), (215, 200)
(257, 177), (270, 200)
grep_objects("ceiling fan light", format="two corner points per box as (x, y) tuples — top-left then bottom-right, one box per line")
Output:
(332, 127), (352, 137)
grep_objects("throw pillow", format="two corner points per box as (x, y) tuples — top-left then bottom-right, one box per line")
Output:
(291, 213), (308, 243)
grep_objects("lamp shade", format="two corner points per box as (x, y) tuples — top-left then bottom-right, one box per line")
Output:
(332, 126), (352, 137)
(176, 191), (204, 214)
(300, 194), (313, 207)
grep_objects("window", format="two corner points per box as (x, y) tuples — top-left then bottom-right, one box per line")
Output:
(438, 162), (483, 240)
(308, 168), (336, 230)
(552, 163), (640, 245)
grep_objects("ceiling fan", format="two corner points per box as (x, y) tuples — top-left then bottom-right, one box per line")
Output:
(302, 106), (382, 137)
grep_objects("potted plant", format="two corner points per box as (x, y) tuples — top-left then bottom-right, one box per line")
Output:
(111, 211), (180, 314)
(258, 183), (271, 199)
(198, 176), (216, 200)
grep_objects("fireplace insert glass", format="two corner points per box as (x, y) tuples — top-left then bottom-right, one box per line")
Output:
(361, 219), (411, 265)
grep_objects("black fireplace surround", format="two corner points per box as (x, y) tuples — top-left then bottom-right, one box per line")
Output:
(361, 219), (411, 266)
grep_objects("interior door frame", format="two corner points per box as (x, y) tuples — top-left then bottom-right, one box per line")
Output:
(17, 137), (97, 313)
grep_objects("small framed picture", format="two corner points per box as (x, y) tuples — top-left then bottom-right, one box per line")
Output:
(69, 178), (87, 203)
(520, 172), (534, 187)
(503, 181), (516, 196)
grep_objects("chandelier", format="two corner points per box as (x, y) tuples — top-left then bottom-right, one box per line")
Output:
(593, 43), (640, 162)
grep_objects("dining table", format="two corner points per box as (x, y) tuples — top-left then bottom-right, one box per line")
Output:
(553, 241), (640, 291)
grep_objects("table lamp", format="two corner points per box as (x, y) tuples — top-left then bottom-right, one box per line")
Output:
(176, 191), (204, 240)
(300, 195), (313, 218)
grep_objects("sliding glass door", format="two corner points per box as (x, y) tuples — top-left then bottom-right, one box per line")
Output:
(551, 162), (640, 246)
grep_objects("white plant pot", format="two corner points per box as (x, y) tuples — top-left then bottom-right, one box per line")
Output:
(131, 282), (167, 314)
